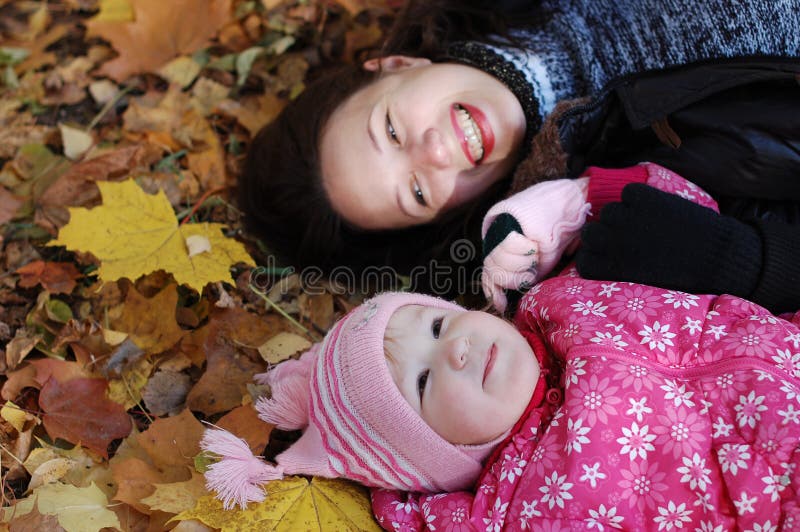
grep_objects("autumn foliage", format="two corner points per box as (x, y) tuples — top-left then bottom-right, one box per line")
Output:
(0, 0), (396, 529)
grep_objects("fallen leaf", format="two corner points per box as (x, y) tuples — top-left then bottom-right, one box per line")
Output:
(216, 405), (273, 454)
(0, 112), (55, 159)
(86, 0), (232, 82)
(141, 369), (191, 416)
(110, 457), (169, 514)
(6, 507), (63, 531)
(88, 79), (119, 104)
(23, 443), (115, 499)
(216, 93), (285, 137)
(257, 332), (311, 364)
(4, 329), (42, 370)
(16, 260), (81, 294)
(107, 357), (152, 409)
(1, 400), (27, 432)
(50, 179), (255, 292)
(89, 0), (134, 23)
(58, 124), (94, 160)
(34, 481), (121, 531)
(0, 187), (24, 224)
(174, 477), (381, 531)
(140, 472), (208, 514)
(27, 457), (75, 491)
(136, 408), (204, 474)
(185, 317), (267, 416)
(1, 364), (38, 401)
(158, 56), (202, 88)
(39, 377), (133, 458)
(110, 284), (184, 354)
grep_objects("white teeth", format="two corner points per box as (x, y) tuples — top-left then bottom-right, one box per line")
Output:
(456, 106), (484, 162)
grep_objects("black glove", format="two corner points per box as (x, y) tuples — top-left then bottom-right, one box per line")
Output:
(576, 184), (763, 298)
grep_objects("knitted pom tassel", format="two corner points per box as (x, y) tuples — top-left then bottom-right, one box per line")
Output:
(201, 428), (284, 510)
(255, 345), (318, 430)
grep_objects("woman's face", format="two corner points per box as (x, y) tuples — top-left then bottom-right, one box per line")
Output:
(320, 56), (527, 230)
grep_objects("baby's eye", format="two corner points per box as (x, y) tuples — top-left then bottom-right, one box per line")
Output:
(386, 112), (399, 145)
(412, 175), (427, 207)
(431, 317), (443, 339)
(417, 370), (429, 400)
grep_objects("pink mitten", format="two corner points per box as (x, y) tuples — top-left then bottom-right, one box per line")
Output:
(481, 178), (590, 312)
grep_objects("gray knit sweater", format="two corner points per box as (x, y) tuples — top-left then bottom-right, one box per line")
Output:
(446, 0), (800, 135)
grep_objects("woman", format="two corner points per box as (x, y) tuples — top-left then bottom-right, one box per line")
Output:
(239, 0), (800, 309)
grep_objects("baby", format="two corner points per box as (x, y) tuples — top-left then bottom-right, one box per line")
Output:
(202, 292), (547, 507)
(202, 289), (800, 529)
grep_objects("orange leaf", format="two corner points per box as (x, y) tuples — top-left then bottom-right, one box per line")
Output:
(39, 377), (132, 458)
(110, 284), (185, 354)
(216, 405), (274, 454)
(136, 408), (204, 475)
(111, 456), (168, 513)
(16, 260), (81, 294)
(86, 0), (232, 82)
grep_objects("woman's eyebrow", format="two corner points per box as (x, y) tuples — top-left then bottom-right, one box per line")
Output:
(367, 104), (382, 154)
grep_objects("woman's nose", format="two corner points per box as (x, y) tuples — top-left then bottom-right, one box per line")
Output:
(413, 128), (451, 169)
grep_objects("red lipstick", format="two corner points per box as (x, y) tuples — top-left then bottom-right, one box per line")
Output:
(450, 103), (496, 165)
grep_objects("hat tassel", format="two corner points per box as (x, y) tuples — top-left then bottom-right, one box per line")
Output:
(201, 428), (284, 510)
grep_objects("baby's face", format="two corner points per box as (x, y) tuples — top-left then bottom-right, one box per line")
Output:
(384, 305), (539, 445)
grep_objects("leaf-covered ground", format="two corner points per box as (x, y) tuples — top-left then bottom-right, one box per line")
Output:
(0, 0), (398, 529)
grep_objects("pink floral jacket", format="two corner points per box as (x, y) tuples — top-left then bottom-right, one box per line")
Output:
(372, 168), (800, 531)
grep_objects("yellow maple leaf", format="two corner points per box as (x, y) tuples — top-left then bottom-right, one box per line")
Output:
(50, 179), (254, 292)
(173, 476), (381, 531)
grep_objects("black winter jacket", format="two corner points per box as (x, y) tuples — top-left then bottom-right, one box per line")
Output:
(547, 58), (800, 312)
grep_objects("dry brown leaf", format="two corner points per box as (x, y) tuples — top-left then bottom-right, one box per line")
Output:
(0, 113), (55, 159)
(16, 260), (81, 295)
(86, 0), (233, 82)
(39, 377), (133, 458)
(185, 337), (265, 416)
(216, 93), (285, 137)
(110, 284), (186, 354)
(141, 370), (192, 416)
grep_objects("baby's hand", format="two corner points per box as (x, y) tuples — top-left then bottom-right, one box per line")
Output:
(480, 178), (591, 312)
(482, 228), (538, 313)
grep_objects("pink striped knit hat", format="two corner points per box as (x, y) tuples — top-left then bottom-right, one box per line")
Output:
(201, 292), (505, 509)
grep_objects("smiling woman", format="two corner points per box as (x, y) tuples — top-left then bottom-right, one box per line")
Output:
(320, 57), (526, 229)
(239, 0), (800, 300)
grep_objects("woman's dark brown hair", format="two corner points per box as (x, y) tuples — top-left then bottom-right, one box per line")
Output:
(238, 0), (535, 294)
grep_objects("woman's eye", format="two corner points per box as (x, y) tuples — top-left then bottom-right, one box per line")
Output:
(417, 370), (429, 400)
(412, 176), (427, 207)
(431, 317), (443, 338)
(386, 112), (399, 145)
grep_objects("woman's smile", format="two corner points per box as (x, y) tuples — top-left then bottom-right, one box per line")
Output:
(451, 103), (495, 165)
(320, 56), (526, 230)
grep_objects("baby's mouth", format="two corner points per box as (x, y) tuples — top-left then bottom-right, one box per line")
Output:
(483, 343), (497, 386)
